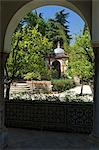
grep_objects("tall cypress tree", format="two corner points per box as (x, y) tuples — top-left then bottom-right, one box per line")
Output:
(55, 9), (71, 44)
(46, 9), (71, 50)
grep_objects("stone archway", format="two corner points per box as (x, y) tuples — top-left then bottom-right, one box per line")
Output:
(1, 0), (99, 148)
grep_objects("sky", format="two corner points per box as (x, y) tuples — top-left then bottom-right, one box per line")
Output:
(33, 6), (85, 44)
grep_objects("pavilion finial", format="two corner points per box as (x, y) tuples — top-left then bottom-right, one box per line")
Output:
(57, 41), (60, 48)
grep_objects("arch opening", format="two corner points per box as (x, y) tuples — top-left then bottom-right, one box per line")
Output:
(3, 1), (95, 135)
(5, 3), (93, 101)
(52, 60), (61, 79)
(5, 3), (94, 97)
(4, 0), (90, 53)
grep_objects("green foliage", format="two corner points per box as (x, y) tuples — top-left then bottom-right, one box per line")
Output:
(24, 72), (41, 80)
(74, 27), (94, 64)
(6, 11), (93, 86)
(6, 10), (71, 82)
(6, 30), (23, 79)
(6, 26), (52, 80)
(51, 79), (75, 92)
(22, 11), (47, 35)
(55, 10), (71, 44)
(46, 9), (71, 50)
(67, 28), (94, 82)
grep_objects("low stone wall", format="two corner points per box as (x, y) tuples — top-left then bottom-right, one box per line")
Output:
(5, 100), (93, 133)
(26, 81), (52, 93)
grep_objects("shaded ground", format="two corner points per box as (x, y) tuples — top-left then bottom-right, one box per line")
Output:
(5, 128), (99, 150)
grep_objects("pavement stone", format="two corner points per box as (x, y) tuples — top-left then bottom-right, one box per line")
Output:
(4, 128), (99, 150)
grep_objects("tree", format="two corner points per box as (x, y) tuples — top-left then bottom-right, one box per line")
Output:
(21, 26), (52, 80)
(5, 26), (52, 99)
(5, 10), (71, 98)
(46, 9), (71, 50)
(55, 9), (71, 44)
(5, 30), (23, 99)
(22, 11), (47, 36)
(17, 10), (71, 52)
(67, 28), (94, 95)
(74, 27), (94, 64)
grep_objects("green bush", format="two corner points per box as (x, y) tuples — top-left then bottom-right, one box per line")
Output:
(51, 79), (75, 92)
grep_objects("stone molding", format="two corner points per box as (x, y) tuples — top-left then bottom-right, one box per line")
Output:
(0, 51), (10, 55)
(0, 51), (9, 64)
(92, 42), (99, 48)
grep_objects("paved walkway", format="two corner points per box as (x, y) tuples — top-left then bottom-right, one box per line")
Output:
(5, 128), (99, 150)
(69, 85), (92, 95)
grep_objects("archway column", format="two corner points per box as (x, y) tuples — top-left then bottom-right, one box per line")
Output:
(0, 51), (9, 148)
(91, 0), (99, 142)
(91, 47), (99, 143)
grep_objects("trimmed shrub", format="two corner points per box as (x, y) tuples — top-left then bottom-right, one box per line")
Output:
(51, 79), (75, 92)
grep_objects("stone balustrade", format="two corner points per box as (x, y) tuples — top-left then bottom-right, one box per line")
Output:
(5, 100), (93, 134)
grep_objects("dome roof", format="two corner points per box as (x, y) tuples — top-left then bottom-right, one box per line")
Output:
(54, 42), (64, 54)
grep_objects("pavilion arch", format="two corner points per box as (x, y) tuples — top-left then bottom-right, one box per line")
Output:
(4, 0), (90, 53)
(52, 60), (61, 79)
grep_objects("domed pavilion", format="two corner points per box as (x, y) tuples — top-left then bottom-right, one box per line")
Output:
(46, 42), (69, 79)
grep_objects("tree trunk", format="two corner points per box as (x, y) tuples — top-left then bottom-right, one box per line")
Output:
(89, 83), (94, 94)
(4, 63), (12, 100)
(80, 79), (83, 96)
(5, 81), (11, 100)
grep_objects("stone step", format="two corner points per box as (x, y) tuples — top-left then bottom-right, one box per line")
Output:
(10, 87), (30, 89)
(10, 83), (31, 93)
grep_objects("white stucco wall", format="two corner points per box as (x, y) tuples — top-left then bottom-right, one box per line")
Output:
(92, 0), (99, 44)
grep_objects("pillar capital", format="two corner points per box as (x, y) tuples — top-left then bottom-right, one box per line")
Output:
(0, 51), (9, 56)
(0, 51), (10, 64)
(92, 42), (99, 48)
(92, 1), (99, 43)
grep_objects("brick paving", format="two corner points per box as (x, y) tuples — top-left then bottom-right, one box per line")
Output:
(5, 128), (99, 150)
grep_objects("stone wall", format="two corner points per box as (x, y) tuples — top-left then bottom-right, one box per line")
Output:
(5, 100), (93, 134)
(27, 81), (52, 93)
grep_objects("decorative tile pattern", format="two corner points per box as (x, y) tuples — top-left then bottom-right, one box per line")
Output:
(5, 100), (93, 133)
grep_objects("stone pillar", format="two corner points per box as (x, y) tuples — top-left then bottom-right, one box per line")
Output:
(91, 0), (99, 143)
(91, 47), (99, 143)
(0, 51), (9, 149)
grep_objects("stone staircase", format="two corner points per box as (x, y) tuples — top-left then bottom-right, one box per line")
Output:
(10, 82), (31, 94)
(9, 81), (52, 95)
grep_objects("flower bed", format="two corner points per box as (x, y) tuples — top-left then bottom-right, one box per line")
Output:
(9, 90), (93, 103)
